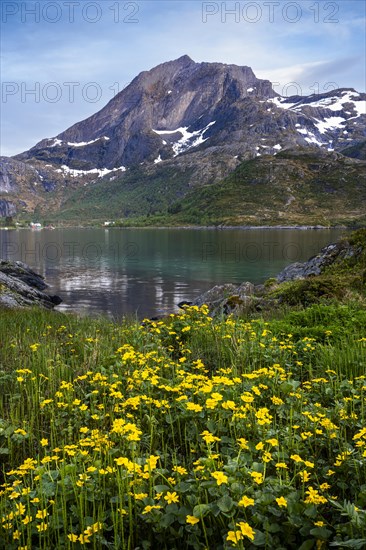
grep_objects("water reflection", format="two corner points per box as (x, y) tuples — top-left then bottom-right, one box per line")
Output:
(0, 227), (347, 319)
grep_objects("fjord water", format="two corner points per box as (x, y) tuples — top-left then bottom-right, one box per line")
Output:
(0, 228), (346, 319)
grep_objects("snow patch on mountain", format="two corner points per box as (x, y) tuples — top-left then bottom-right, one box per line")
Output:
(315, 116), (346, 134)
(153, 121), (216, 156)
(49, 138), (63, 147)
(55, 165), (126, 178)
(47, 137), (110, 148)
(268, 91), (365, 119)
(67, 137), (110, 147)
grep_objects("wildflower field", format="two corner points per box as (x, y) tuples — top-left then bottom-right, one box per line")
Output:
(0, 301), (366, 549)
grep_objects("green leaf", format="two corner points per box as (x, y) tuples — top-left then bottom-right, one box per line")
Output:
(175, 481), (191, 493)
(160, 513), (175, 528)
(217, 495), (234, 513)
(310, 527), (332, 539)
(298, 540), (315, 550)
(330, 540), (366, 549)
(192, 504), (210, 518)
(253, 530), (267, 547)
(153, 484), (170, 493)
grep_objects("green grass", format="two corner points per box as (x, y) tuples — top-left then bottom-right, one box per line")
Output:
(0, 299), (366, 549)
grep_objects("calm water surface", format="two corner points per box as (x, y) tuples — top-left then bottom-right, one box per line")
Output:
(0, 228), (346, 319)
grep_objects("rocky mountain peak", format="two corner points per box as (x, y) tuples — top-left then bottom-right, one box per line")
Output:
(3, 56), (365, 222)
(14, 56), (277, 169)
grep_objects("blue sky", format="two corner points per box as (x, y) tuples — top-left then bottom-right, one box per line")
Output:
(1, 0), (365, 156)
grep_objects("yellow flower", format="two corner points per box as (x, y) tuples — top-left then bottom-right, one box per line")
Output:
(211, 471), (228, 486)
(164, 491), (179, 504)
(67, 533), (78, 542)
(30, 343), (40, 352)
(271, 396), (284, 405)
(133, 493), (148, 501)
(237, 521), (255, 540)
(298, 470), (311, 482)
(290, 454), (303, 463)
(237, 438), (249, 449)
(36, 522), (48, 532)
(250, 471), (264, 484)
(173, 465), (187, 475)
(276, 497), (287, 507)
(238, 495), (254, 508)
(15, 502), (26, 516)
(35, 509), (48, 519)
(22, 515), (33, 525)
(145, 455), (160, 472)
(40, 438), (48, 447)
(13, 530), (21, 540)
(186, 515), (200, 525)
(78, 534), (91, 544)
(142, 505), (161, 514)
(200, 430), (220, 444)
(14, 429), (27, 436)
(305, 487), (327, 505)
(227, 530), (243, 544)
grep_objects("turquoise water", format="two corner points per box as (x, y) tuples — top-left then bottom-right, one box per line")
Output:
(0, 227), (346, 319)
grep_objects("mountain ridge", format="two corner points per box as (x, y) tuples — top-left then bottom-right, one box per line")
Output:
(1, 56), (365, 224)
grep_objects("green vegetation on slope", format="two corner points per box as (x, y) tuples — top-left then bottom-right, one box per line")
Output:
(52, 165), (193, 223)
(165, 151), (366, 226)
(40, 149), (366, 227)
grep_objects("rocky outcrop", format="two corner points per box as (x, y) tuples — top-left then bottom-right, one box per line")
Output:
(0, 261), (62, 309)
(185, 235), (362, 316)
(179, 282), (259, 316)
(276, 240), (358, 282)
(0, 199), (16, 217)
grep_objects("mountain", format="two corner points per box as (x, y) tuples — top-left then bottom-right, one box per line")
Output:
(1, 55), (365, 225)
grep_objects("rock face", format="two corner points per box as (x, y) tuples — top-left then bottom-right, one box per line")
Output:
(0, 261), (62, 309)
(1, 55), (365, 218)
(276, 240), (357, 282)
(0, 199), (16, 217)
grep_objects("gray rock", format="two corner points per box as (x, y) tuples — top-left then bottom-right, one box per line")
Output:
(190, 281), (256, 316)
(0, 261), (62, 310)
(0, 199), (16, 217)
(276, 242), (349, 282)
(0, 260), (47, 290)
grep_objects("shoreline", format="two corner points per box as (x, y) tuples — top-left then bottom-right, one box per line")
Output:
(1, 224), (353, 231)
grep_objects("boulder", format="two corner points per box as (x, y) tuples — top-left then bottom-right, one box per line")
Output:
(0, 261), (62, 310)
(184, 281), (257, 316)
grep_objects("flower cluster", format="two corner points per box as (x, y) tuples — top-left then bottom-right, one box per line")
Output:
(0, 305), (366, 549)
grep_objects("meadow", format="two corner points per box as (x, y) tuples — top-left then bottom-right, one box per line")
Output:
(0, 298), (366, 549)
